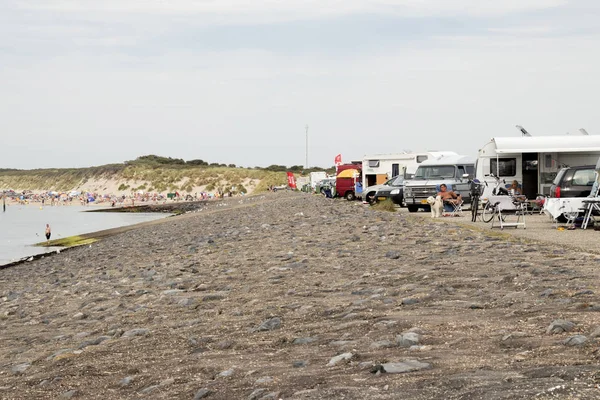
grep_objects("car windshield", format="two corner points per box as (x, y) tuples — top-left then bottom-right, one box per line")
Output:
(391, 176), (404, 186)
(413, 165), (456, 179)
(383, 176), (398, 185)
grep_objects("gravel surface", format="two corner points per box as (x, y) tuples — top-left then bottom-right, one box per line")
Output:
(2, 192), (600, 399)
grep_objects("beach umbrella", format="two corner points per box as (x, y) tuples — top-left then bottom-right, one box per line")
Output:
(336, 169), (360, 179)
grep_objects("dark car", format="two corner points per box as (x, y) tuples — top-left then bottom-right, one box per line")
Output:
(550, 165), (596, 198)
(373, 176), (406, 205)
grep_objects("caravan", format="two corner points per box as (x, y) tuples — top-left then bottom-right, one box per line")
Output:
(362, 152), (457, 188)
(476, 135), (600, 200)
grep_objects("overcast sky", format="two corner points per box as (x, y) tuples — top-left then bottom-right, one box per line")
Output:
(1, 0), (599, 169)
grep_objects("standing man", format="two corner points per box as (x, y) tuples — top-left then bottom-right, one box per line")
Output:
(45, 224), (51, 245)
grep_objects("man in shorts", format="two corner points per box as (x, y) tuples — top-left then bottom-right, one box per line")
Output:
(45, 224), (51, 245)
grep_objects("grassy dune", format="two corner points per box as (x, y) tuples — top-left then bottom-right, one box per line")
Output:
(0, 155), (332, 194)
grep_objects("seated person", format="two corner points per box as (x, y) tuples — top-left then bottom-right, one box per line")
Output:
(508, 180), (522, 195)
(437, 183), (461, 212)
(507, 180), (527, 201)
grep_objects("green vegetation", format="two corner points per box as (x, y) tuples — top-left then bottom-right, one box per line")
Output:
(35, 235), (98, 247)
(372, 199), (397, 212)
(0, 155), (332, 194)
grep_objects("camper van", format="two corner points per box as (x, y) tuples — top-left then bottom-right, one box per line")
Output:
(335, 163), (362, 201)
(361, 152), (457, 188)
(476, 135), (600, 200)
(403, 155), (476, 212)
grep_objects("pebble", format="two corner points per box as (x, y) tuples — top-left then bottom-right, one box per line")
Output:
(327, 352), (353, 366)
(590, 326), (600, 338)
(193, 388), (213, 399)
(292, 360), (307, 368)
(248, 388), (267, 400)
(253, 317), (281, 332)
(255, 376), (273, 384)
(402, 298), (419, 305)
(218, 368), (235, 377)
(11, 362), (31, 375)
(139, 385), (159, 395)
(375, 360), (432, 374)
(119, 376), (134, 387)
(292, 337), (317, 345)
(60, 390), (78, 399)
(370, 340), (395, 349)
(122, 328), (149, 338)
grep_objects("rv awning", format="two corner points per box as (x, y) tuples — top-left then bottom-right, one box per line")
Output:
(493, 136), (600, 154)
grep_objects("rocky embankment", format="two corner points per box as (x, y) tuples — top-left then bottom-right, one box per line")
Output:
(2, 192), (600, 399)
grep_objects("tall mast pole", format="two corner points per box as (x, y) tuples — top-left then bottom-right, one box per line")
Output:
(305, 124), (309, 169)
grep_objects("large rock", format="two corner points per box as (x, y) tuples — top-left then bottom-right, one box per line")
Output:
(397, 332), (421, 348)
(564, 335), (587, 346)
(546, 320), (575, 334)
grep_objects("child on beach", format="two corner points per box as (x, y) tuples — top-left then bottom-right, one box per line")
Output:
(45, 224), (51, 244)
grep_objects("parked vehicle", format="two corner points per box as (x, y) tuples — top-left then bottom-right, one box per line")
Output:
(361, 176), (398, 204)
(309, 171), (328, 190)
(315, 178), (336, 195)
(403, 155), (475, 212)
(335, 163), (362, 201)
(373, 176), (406, 205)
(361, 151), (456, 191)
(550, 165), (597, 198)
(477, 135), (600, 200)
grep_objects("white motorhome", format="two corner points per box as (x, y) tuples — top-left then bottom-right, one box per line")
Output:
(362, 151), (457, 188)
(477, 135), (600, 200)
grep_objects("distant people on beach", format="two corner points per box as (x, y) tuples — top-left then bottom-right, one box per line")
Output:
(45, 224), (51, 244)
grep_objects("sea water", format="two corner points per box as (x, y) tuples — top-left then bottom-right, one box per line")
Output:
(0, 204), (170, 265)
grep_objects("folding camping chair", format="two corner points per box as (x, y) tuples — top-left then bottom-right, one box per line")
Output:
(445, 196), (464, 217)
(581, 164), (600, 229)
(436, 183), (464, 217)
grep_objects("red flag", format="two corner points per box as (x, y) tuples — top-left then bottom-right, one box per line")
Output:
(334, 154), (342, 165)
(286, 172), (297, 189)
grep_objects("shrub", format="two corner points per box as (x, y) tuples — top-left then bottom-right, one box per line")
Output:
(372, 199), (396, 212)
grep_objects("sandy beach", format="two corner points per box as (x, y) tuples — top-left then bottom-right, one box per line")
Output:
(2, 192), (600, 399)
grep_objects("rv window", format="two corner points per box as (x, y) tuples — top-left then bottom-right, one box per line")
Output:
(414, 165), (455, 179)
(490, 158), (516, 177)
(368, 160), (380, 168)
(416, 156), (428, 163)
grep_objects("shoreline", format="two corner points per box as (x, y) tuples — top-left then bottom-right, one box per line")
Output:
(0, 194), (270, 269)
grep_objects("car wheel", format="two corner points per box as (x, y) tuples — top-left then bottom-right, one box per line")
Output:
(366, 192), (375, 204)
(345, 192), (356, 201)
(408, 206), (419, 213)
